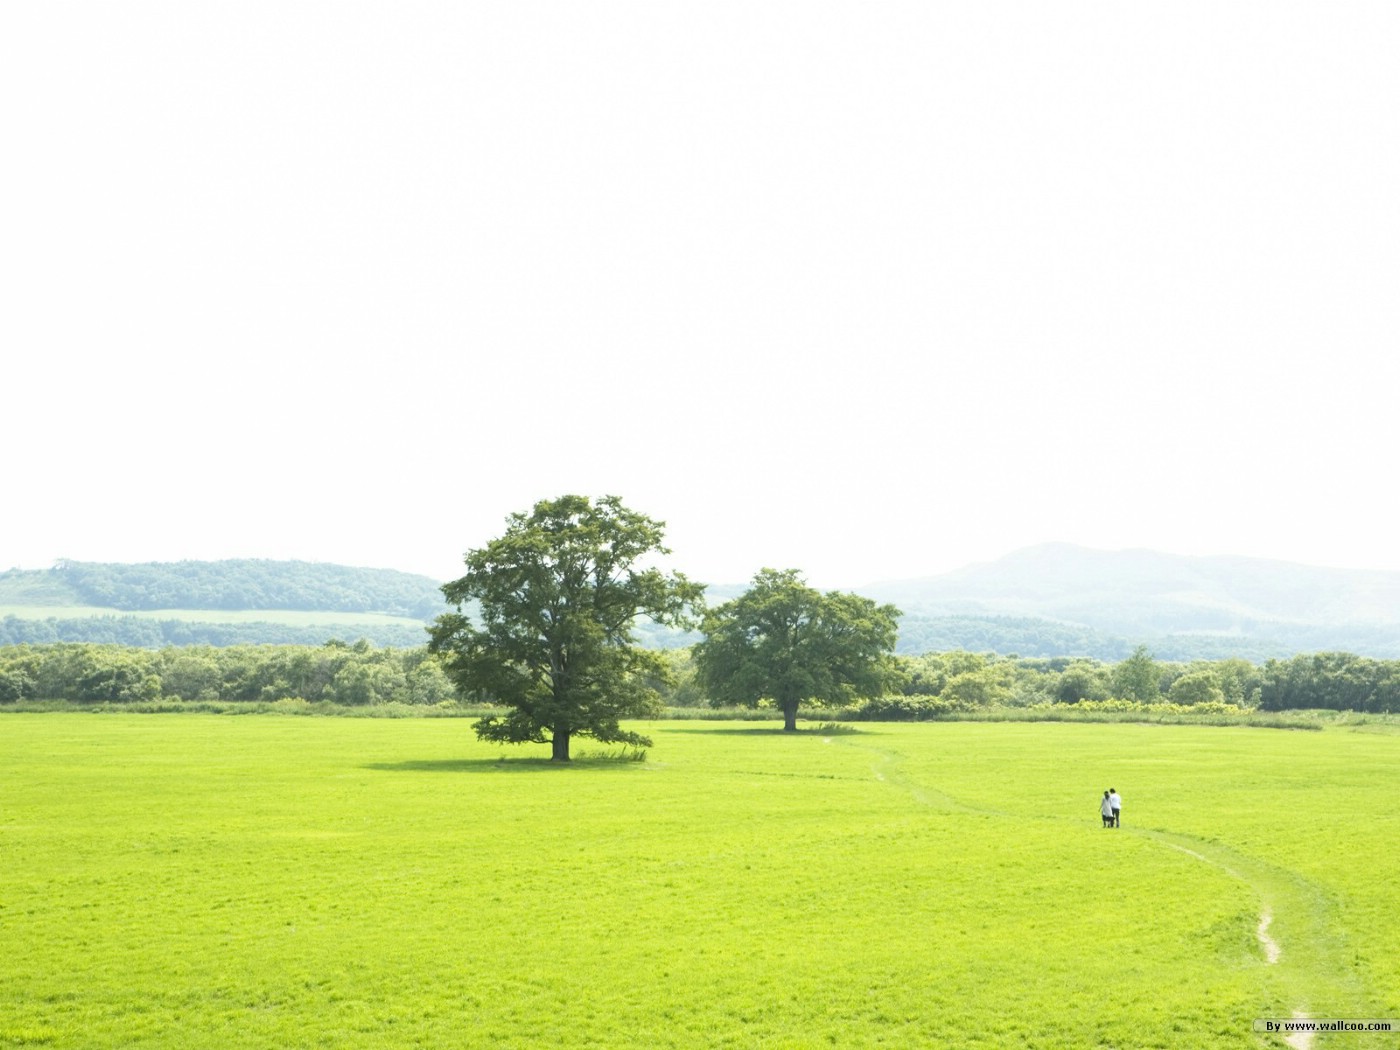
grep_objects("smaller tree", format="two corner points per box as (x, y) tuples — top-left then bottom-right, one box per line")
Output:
(405, 659), (455, 705)
(1054, 660), (1110, 704)
(0, 667), (34, 703)
(694, 568), (901, 731)
(1167, 669), (1226, 706)
(941, 666), (1010, 708)
(1210, 658), (1262, 708)
(1112, 645), (1161, 702)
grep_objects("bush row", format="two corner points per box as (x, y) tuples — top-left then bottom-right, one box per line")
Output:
(0, 641), (453, 706)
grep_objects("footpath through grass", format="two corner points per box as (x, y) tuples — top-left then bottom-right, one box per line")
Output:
(1, 717), (1396, 1048)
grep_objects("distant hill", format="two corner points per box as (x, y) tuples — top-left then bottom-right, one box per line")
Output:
(0, 560), (447, 648)
(28, 559), (446, 617)
(859, 544), (1400, 660)
(6, 548), (1400, 660)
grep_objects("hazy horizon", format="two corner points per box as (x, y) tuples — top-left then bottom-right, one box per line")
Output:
(9, 538), (1400, 592)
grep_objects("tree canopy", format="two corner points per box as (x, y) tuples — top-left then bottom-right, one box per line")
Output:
(428, 495), (703, 760)
(693, 568), (902, 731)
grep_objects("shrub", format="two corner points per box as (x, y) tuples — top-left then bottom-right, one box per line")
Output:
(1027, 698), (1249, 716)
(0, 668), (34, 703)
(844, 694), (969, 721)
(574, 746), (649, 762)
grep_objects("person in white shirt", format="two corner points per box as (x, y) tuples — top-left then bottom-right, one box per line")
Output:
(1109, 789), (1121, 827)
(1100, 790), (1115, 827)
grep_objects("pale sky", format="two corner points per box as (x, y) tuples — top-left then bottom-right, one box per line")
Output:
(4, 3), (1398, 588)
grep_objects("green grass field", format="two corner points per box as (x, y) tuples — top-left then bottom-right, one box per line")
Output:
(1, 717), (1397, 1049)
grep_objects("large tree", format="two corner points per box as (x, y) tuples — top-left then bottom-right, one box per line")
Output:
(694, 568), (902, 731)
(428, 495), (703, 761)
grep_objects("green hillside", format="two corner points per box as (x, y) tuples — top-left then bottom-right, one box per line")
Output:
(0, 569), (81, 606)
(0, 561), (446, 648)
(0, 559), (446, 617)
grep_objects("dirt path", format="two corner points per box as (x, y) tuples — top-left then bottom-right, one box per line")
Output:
(1257, 909), (1283, 965)
(838, 736), (1378, 1049)
(1138, 829), (1337, 1047)
(1283, 1013), (1315, 1050)
(1255, 911), (1313, 1048)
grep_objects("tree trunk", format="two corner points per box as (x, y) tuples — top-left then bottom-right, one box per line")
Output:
(783, 702), (798, 732)
(552, 729), (572, 761)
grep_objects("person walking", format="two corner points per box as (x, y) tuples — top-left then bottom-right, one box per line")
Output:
(1109, 788), (1121, 827)
(1100, 790), (1115, 828)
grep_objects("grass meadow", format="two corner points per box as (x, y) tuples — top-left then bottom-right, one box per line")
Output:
(1, 716), (1397, 1049)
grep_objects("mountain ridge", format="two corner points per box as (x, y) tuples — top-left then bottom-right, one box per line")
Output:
(854, 543), (1400, 659)
(859, 543), (1400, 625)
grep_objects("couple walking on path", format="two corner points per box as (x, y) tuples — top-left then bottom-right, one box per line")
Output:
(1100, 789), (1122, 827)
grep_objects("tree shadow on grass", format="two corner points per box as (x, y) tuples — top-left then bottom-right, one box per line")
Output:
(657, 725), (781, 735)
(659, 724), (875, 736)
(364, 757), (643, 774)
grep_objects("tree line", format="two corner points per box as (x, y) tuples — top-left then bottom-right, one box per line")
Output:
(655, 645), (1400, 715)
(4, 639), (1398, 716)
(0, 641), (454, 706)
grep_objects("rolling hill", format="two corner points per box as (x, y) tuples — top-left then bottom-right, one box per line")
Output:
(0, 560), (446, 647)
